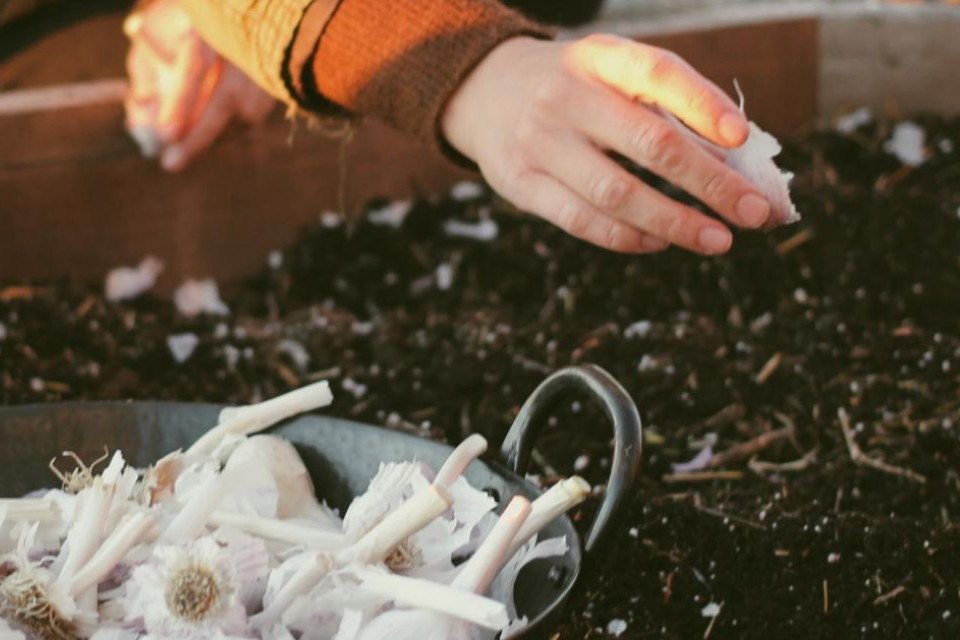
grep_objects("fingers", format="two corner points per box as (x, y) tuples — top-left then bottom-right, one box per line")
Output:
(160, 81), (233, 172)
(157, 33), (215, 141)
(574, 90), (769, 229)
(498, 170), (670, 255)
(568, 35), (748, 148)
(529, 134), (733, 254)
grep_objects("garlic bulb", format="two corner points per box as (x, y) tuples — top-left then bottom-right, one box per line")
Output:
(224, 436), (340, 526)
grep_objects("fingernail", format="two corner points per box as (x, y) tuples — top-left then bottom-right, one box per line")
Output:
(719, 112), (749, 146)
(736, 193), (770, 228)
(698, 227), (732, 254)
(641, 235), (669, 252)
(161, 146), (184, 172)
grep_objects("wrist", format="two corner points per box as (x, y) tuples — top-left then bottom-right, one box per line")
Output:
(440, 36), (545, 162)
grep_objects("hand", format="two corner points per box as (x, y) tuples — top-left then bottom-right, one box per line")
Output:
(441, 35), (772, 255)
(123, 0), (276, 172)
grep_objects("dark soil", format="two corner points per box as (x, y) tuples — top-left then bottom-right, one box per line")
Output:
(2, 115), (960, 639)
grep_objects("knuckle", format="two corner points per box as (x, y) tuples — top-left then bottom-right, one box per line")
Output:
(636, 49), (678, 84)
(512, 114), (543, 149)
(701, 169), (729, 202)
(633, 124), (685, 172)
(589, 173), (631, 210)
(602, 221), (626, 251)
(530, 73), (574, 111)
(650, 207), (689, 243)
(558, 201), (592, 238)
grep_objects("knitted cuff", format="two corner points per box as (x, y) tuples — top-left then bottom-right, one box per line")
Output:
(304, 0), (553, 155)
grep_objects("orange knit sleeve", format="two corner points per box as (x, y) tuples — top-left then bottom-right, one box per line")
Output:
(292, 0), (553, 151)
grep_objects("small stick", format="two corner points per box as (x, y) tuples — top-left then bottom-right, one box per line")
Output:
(748, 449), (817, 474)
(775, 228), (814, 256)
(823, 580), (830, 614)
(837, 409), (927, 484)
(707, 427), (792, 468)
(663, 471), (744, 484)
(874, 585), (906, 606)
(755, 352), (782, 385)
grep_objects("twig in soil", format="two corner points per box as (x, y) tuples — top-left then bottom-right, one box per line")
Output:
(755, 352), (782, 385)
(0, 286), (45, 301)
(837, 408), (927, 484)
(775, 227), (814, 256)
(748, 449), (818, 475)
(699, 404), (746, 433)
(874, 585), (906, 606)
(707, 426), (793, 468)
(663, 471), (744, 483)
(512, 355), (551, 375)
(823, 580), (830, 614)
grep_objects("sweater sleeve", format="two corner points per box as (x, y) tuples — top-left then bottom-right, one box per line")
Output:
(297, 0), (553, 150)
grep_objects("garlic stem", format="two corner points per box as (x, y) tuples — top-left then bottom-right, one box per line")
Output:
(454, 496), (531, 595)
(68, 512), (156, 596)
(433, 434), (487, 488)
(508, 476), (589, 558)
(256, 485), (452, 629)
(0, 498), (62, 523)
(355, 569), (509, 631)
(341, 485), (452, 565)
(187, 380), (333, 455)
(162, 465), (246, 542)
(253, 553), (337, 629)
(58, 480), (114, 585)
(208, 510), (347, 550)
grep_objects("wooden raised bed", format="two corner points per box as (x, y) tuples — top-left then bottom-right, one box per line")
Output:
(1, 2), (958, 290)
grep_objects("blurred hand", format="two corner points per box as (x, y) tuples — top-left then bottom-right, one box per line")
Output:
(441, 35), (772, 255)
(123, 0), (276, 172)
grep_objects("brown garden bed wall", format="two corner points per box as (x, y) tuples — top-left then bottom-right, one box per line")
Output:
(1, 3), (958, 291)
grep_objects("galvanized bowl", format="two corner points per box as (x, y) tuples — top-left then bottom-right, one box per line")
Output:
(0, 365), (642, 639)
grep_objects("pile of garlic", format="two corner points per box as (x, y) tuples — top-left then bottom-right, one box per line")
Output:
(0, 381), (589, 640)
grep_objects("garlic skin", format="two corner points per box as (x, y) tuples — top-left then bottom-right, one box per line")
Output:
(724, 122), (800, 229)
(723, 82), (799, 230)
(0, 615), (27, 640)
(224, 436), (340, 526)
(121, 537), (252, 638)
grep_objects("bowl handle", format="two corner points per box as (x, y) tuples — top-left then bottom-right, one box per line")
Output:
(500, 364), (642, 561)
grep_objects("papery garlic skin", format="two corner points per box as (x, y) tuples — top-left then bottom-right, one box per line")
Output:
(725, 122), (800, 229)
(224, 436), (340, 526)
(121, 537), (251, 638)
(0, 615), (27, 640)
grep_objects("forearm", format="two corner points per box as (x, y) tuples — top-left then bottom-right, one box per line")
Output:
(300, 0), (552, 147)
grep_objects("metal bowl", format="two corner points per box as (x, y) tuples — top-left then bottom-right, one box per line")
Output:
(0, 365), (642, 639)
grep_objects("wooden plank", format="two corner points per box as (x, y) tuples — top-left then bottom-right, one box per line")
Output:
(641, 18), (820, 135)
(819, 8), (960, 117)
(0, 101), (469, 291)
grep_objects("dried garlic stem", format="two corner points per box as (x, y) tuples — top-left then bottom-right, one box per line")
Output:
(508, 476), (589, 558)
(256, 486), (452, 629)
(0, 498), (61, 524)
(343, 485), (452, 565)
(355, 570), (509, 631)
(58, 481), (114, 585)
(162, 465), (246, 542)
(208, 510), (346, 549)
(454, 496), (531, 595)
(187, 381), (333, 455)
(68, 512), (155, 596)
(434, 434), (487, 488)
